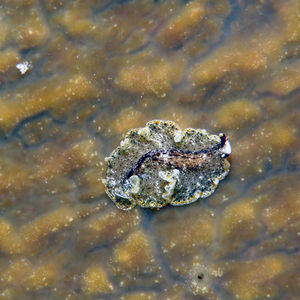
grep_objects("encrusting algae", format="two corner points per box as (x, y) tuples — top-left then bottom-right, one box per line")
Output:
(0, 0), (299, 299)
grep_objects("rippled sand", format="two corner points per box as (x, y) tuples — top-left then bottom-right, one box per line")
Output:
(0, 1), (299, 299)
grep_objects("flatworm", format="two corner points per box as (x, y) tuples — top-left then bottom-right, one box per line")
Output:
(103, 120), (231, 210)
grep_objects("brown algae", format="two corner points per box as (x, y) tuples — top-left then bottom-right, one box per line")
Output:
(0, 1), (299, 298)
(104, 120), (231, 210)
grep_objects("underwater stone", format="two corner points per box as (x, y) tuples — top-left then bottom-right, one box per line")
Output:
(104, 120), (231, 210)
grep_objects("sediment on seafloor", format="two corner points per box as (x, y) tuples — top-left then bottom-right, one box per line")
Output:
(0, 0), (299, 299)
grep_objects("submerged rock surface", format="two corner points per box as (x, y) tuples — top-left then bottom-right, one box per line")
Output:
(0, 0), (299, 299)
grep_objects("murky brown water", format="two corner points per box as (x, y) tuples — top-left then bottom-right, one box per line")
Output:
(0, 1), (299, 299)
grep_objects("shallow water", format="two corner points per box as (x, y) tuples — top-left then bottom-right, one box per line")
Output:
(0, 1), (299, 299)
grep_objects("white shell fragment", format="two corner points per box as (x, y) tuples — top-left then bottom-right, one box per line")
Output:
(104, 120), (231, 210)
(16, 61), (32, 75)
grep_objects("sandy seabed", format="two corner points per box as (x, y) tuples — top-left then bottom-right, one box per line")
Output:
(0, 0), (299, 299)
